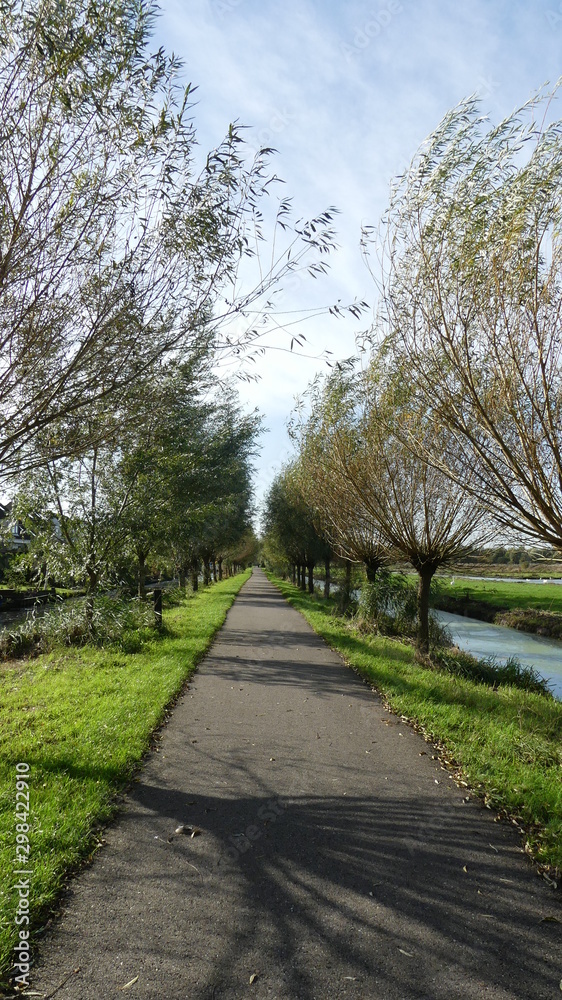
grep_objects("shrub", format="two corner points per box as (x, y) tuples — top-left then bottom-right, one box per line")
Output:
(0, 595), (157, 660)
(358, 571), (451, 648)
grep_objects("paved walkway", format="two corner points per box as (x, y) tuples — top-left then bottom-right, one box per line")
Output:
(32, 570), (560, 999)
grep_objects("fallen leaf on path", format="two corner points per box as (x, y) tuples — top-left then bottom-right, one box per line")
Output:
(463, 866), (468, 873)
(343, 976), (357, 980)
(398, 949), (414, 957)
(540, 915), (560, 923)
(175, 825), (202, 837)
(499, 878), (513, 884)
(419, 751), (427, 756)
(120, 977), (139, 991)
(249, 973), (258, 984)
(269, 757), (275, 761)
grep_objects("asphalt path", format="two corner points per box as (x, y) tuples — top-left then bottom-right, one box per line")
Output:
(32, 569), (560, 999)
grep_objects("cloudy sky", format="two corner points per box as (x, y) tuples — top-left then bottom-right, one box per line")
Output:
(154, 0), (562, 521)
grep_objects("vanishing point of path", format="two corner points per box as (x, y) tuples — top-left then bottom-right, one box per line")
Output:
(32, 570), (560, 999)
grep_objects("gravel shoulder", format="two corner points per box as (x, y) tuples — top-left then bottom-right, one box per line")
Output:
(30, 569), (560, 1000)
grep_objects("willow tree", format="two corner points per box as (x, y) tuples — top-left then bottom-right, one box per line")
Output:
(0, 0), (360, 477)
(291, 367), (390, 582)
(293, 361), (484, 655)
(373, 89), (562, 552)
(263, 467), (329, 592)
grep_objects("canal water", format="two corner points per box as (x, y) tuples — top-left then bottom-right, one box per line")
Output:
(435, 609), (562, 700)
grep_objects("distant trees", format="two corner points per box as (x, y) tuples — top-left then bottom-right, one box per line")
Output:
(262, 466), (330, 593)
(8, 363), (260, 596)
(290, 367), (390, 583)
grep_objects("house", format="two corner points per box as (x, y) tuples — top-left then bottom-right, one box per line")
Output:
(0, 501), (31, 551)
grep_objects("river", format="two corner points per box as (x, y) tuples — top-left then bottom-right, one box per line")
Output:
(434, 609), (562, 700)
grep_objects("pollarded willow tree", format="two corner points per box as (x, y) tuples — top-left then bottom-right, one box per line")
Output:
(290, 366), (390, 582)
(293, 359), (486, 654)
(370, 88), (562, 552)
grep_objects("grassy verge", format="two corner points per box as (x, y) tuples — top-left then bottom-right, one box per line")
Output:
(0, 571), (250, 985)
(268, 575), (562, 876)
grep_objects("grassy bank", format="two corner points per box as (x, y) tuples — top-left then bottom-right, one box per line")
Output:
(0, 571), (250, 985)
(432, 577), (562, 637)
(269, 575), (562, 875)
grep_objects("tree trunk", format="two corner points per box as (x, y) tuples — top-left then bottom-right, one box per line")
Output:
(137, 551), (147, 599)
(179, 567), (186, 589)
(291, 564), (296, 585)
(212, 559), (217, 583)
(365, 559), (379, 583)
(218, 558), (223, 581)
(203, 561), (211, 586)
(85, 566), (99, 633)
(307, 562), (314, 594)
(299, 564), (306, 591)
(324, 556), (331, 599)
(191, 562), (199, 591)
(416, 567), (435, 656)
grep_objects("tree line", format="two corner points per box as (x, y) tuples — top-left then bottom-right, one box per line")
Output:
(264, 91), (562, 656)
(0, 0), (363, 597)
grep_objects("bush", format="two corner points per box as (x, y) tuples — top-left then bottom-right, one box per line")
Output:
(358, 571), (451, 648)
(0, 595), (157, 660)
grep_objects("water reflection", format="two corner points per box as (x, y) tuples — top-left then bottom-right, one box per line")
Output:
(435, 610), (562, 700)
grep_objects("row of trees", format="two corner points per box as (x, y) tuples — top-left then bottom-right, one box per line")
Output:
(264, 92), (562, 656)
(265, 357), (484, 654)
(0, 0), (367, 594)
(1, 0), (361, 478)
(4, 355), (260, 596)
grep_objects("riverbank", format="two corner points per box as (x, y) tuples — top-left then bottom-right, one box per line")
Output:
(268, 575), (562, 877)
(0, 571), (250, 985)
(431, 578), (562, 638)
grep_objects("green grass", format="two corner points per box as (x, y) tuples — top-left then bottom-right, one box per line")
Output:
(269, 575), (562, 874)
(0, 571), (250, 984)
(434, 576), (562, 614)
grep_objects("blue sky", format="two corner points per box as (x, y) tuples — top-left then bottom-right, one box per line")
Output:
(154, 0), (562, 523)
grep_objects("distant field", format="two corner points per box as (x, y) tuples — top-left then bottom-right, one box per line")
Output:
(434, 577), (562, 615)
